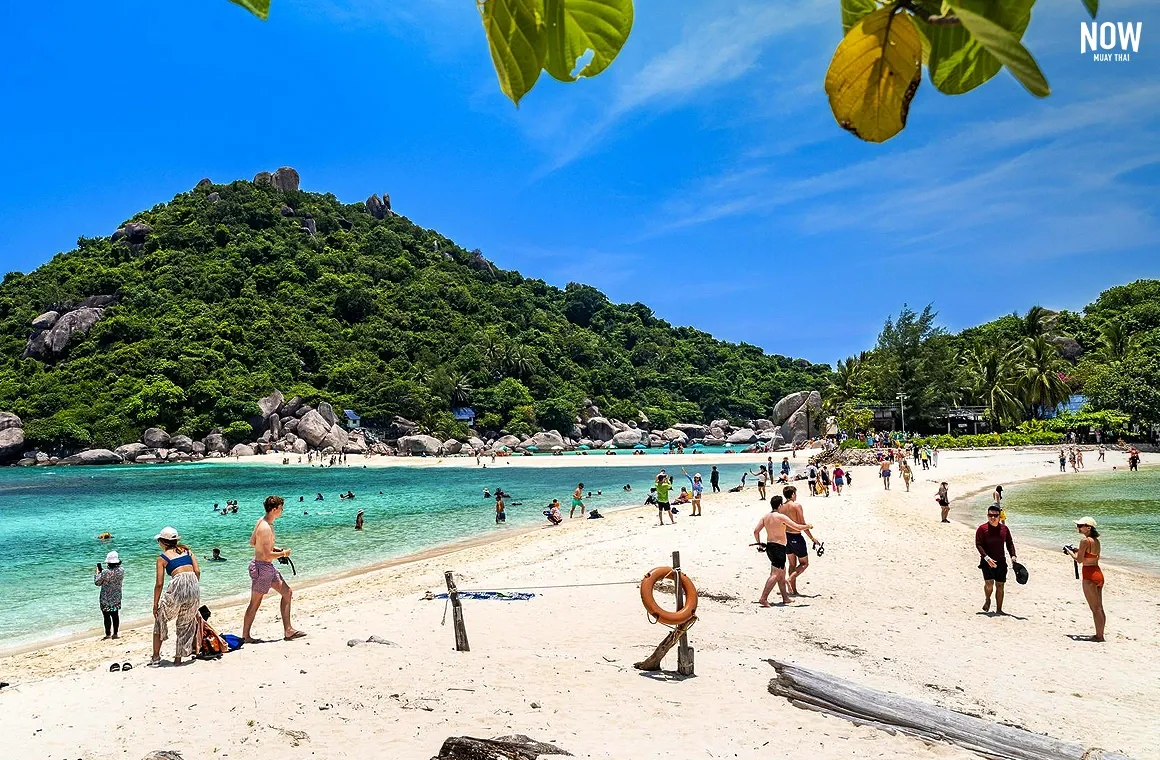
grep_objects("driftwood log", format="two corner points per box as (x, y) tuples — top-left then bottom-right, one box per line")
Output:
(633, 616), (697, 671)
(766, 660), (1131, 760)
(432, 734), (571, 760)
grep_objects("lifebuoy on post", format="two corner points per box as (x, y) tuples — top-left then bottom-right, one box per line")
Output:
(640, 566), (698, 625)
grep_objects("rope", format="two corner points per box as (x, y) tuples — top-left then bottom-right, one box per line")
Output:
(454, 580), (640, 593)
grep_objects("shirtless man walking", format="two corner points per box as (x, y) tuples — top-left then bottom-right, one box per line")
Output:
(570, 483), (586, 518)
(242, 496), (305, 642)
(781, 486), (822, 595)
(753, 496), (812, 606)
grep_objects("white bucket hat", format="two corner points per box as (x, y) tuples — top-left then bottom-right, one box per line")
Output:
(1075, 516), (1098, 528)
(154, 526), (180, 541)
(105, 551), (120, 564)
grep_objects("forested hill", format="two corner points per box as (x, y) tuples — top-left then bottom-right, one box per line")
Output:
(0, 171), (830, 450)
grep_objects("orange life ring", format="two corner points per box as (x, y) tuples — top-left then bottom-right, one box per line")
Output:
(640, 566), (698, 626)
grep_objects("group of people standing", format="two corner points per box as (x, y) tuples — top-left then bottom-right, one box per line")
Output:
(93, 495), (306, 666)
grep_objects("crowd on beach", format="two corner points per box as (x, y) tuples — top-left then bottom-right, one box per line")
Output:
(89, 441), (1144, 668)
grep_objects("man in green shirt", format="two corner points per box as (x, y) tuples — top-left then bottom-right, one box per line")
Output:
(655, 472), (675, 525)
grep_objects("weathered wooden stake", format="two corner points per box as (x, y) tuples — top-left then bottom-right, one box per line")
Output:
(445, 570), (469, 652)
(672, 550), (695, 676)
(633, 617), (696, 672)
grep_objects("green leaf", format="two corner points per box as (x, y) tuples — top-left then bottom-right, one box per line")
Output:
(841, 0), (879, 35)
(921, 0), (1033, 95)
(543, 0), (634, 82)
(228, 0), (270, 20)
(946, 1), (1050, 97)
(480, 0), (548, 106)
(1082, 0), (1098, 19)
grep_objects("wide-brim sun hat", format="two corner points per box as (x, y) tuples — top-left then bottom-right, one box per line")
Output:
(105, 551), (120, 564)
(155, 526), (180, 541)
(1075, 516), (1098, 528)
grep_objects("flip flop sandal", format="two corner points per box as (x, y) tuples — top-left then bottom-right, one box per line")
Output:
(284, 630), (307, 641)
(109, 663), (121, 672)
(121, 662), (133, 671)
(813, 542), (825, 556)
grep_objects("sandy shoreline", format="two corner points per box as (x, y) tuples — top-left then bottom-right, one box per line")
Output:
(2, 447), (1158, 760)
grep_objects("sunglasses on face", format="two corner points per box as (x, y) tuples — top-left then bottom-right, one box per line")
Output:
(988, 514), (1001, 519)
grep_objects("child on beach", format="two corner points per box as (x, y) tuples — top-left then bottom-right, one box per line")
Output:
(94, 551), (124, 639)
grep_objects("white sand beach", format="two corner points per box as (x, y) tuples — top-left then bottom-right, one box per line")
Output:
(2, 448), (1158, 760)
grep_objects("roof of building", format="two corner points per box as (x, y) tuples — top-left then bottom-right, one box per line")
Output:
(452, 407), (476, 420)
(343, 409), (360, 420)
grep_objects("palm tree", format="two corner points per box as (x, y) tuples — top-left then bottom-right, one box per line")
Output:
(1098, 319), (1134, 361)
(507, 347), (531, 379)
(963, 345), (1022, 429)
(823, 353), (868, 414)
(1017, 336), (1071, 418)
(449, 374), (473, 407)
(1020, 305), (1058, 341)
(411, 365), (433, 386)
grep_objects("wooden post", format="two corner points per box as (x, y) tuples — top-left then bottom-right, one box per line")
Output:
(672, 551), (694, 676)
(445, 570), (469, 652)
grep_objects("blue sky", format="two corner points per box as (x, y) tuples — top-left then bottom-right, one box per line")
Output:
(2, 0), (1157, 366)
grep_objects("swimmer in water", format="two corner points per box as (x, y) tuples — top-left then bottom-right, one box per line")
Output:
(97, 532), (113, 541)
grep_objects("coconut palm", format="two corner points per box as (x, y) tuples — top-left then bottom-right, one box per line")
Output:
(1097, 319), (1134, 361)
(449, 374), (473, 407)
(1020, 305), (1058, 341)
(824, 353), (868, 413)
(507, 347), (531, 379)
(1017, 336), (1072, 418)
(963, 345), (1022, 429)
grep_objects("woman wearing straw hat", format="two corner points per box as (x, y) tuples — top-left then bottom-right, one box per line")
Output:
(94, 551), (124, 639)
(150, 527), (201, 665)
(1065, 517), (1105, 642)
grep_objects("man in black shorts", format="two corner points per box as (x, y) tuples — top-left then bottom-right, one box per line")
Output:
(781, 486), (822, 595)
(975, 505), (1017, 615)
(752, 496), (811, 607)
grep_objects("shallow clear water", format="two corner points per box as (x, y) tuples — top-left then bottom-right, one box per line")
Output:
(0, 460), (754, 646)
(966, 467), (1160, 572)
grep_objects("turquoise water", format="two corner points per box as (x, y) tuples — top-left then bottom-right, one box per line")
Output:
(0, 461), (753, 647)
(966, 468), (1160, 572)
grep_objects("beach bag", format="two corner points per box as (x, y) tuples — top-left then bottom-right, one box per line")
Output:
(222, 634), (244, 651)
(198, 619), (229, 659)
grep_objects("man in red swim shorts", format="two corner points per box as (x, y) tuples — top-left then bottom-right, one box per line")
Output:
(242, 496), (305, 642)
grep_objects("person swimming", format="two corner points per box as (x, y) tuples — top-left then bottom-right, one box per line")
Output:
(482, 489), (491, 499)
(96, 532), (113, 541)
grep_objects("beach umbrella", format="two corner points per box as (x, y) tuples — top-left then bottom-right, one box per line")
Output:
(690, 442), (705, 449)
(633, 444), (648, 450)
(498, 445), (510, 451)
(723, 442), (733, 448)
(577, 444), (590, 450)
(525, 445), (539, 452)
(551, 445), (564, 452)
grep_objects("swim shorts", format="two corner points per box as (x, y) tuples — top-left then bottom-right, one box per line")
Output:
(658, 501), (671, 512)
(496, 511), (506, 523)
(572, 497), (583, 507)
(785, 533), (808, 558)
(979, 559), (1008, 583)
(248, 560), (285, 594)
(765, 542), (787, 569)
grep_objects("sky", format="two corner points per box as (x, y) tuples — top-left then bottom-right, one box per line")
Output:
(1, 0), (1157, 366)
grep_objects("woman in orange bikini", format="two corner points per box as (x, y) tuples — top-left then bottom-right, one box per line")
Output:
(1066, 516), (1105, 642)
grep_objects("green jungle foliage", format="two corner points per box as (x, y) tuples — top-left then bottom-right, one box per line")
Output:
(913, 432), (1065, 449)
(0, 180), (831, 450)
(827, 281), (1160, 437)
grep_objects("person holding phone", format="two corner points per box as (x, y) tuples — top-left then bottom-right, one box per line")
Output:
(94, 551), (124, 639)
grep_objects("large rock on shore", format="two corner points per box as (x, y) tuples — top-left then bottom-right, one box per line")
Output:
(142, 428), (171, 448)
(203, 433), (228, 454)
(660, 428), (689, 443)
(710, 419), (731, 432)
(525, 430), (565, 450)
(612, 429), (645, 448)
(281, 396), (304, 417)
(317, 401), (340, 428)
(467, 437), (486, 450)
(753, 418), (775, 431)
(442, 439), (463, 455)
(58, 449), (123, 466)
(673, 423), (707, 439)
(320, 425), (349, 452)
(114, 442), (149, 462)
(230, 444), (255, 457)
(0, 412), (26, 463)
(297, 410), (331, 448)
(584, 417), (616, 441)
(494, 434), (521, 450)
(397, 434), (443, 455)
(773, 392), (811, 425)
(727, 428), (757, 444)
(169, 435), (194, 453)
(258, 391), (285, 418)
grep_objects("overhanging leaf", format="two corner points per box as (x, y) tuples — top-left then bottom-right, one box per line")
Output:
(841, 0), (879, 34)
(921, 0), (1033, 95)
(543, 0), (633, 82)
(229, 0), (270, 20)
(947, 2), (1050, 97)
(480, 0), (548, 106)
(1082, 0), (1098, 19)
(825, 6), (923, 143)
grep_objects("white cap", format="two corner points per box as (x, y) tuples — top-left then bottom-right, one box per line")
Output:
(155, 526), (180, 541)
(694, 473), (702, 478)
(1075, 516), (1098, 528)
(105, 551), (120, 564)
